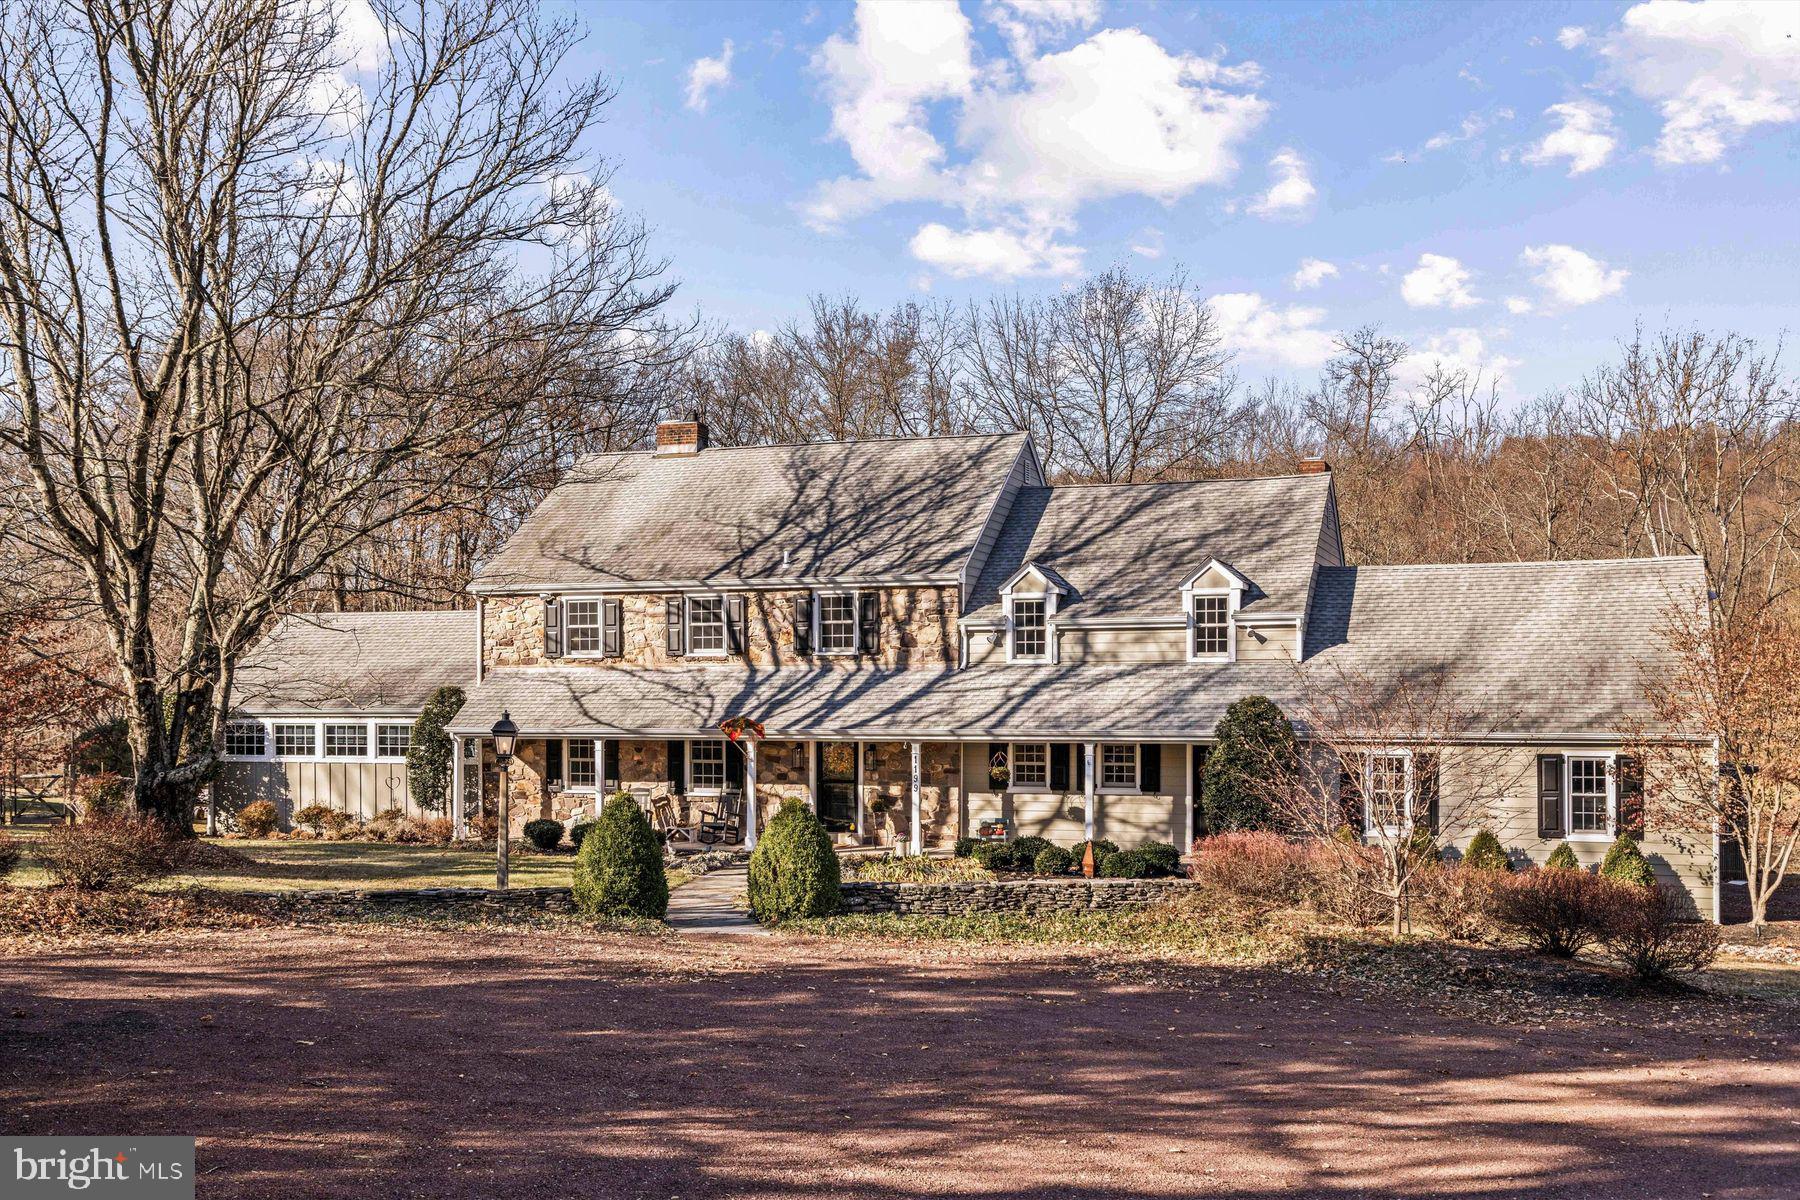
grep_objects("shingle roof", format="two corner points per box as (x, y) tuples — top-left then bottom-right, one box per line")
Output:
(233, 611), (476, 714)
(966, 473), (1334, 622)
(471, 432), (1031, 593)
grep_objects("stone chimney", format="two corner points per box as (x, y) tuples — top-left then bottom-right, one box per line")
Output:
(655, 417), (708, 457)
(1296, 456), (1330, 475)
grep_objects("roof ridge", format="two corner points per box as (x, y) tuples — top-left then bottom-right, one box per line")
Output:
(1328, 555), (1705, 573)
(1033, 471), (1330, 493)
(569, 429), (1025, 467)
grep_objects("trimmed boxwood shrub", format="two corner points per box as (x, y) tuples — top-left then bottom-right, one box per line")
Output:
(1138, 841), (1181, 877)
(1032, 845), (1073, 876)
(1008, 836), (1051, 870)
(236, 800), (279, 838)
(523, 819), (565, 851)
(953, 836), (979, 858)
(1600, 834), (1656, 888)
(569, 820), (596, 851)
(1463, 828), (1511, 871)
(747, 799), (841, 922)
(971, 841), (1009, 871)
(1099, 849), (1152, 878)
(1203, 696), (1296, 833)
(1066, 839), (1119, 873)
(1545, 842), (1580, 871)
(572, 793), (668, 919)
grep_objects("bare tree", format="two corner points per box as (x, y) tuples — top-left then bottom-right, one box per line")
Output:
(0, 0), (677, 830)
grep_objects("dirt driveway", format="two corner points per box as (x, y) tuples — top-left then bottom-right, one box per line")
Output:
(4, 926), (1796, 1198)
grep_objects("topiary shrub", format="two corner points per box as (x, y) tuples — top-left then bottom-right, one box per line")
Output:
(1066, 839), (1119, 874)
(1462, 829), (1511, 871)
(1594, 882), (1720, 982)
(1138, 841), (1181, 878)
(1545, 842), (1580, 871)
(294, 804), (334, 835)
(1099, 849), (1151, 878)
(523, 818), (565, 852)
(971, 841), (1009, 871)
(953, 836), (979, 858)
(1203, 695), (1296, 833)
(1009, 836), (1051, 870)
(406, 685), (465, 814)
(37, 814), (174, 891)
(747, 799), (841, 922)
(236, 800), (279, 838)
(569, 819), (596, 851)
(572, 793), (669, 919)
(0, 831), (18, 884)
(1599, 834), (1656, 888)
(1032, 845), (1073, 876)
(1486, 867), (1611, 957)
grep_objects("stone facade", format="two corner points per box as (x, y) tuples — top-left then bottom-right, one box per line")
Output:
(753, 739), (811, 832)
(840, 877), (1194, 916)
(860, 740), (961, 849)
(482, 587), (958, 672)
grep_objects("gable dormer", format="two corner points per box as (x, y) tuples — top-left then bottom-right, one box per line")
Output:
(1180, 559), (1250, 663)
(999, 561), (1068, 663)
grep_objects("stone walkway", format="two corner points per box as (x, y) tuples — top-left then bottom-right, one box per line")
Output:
(665, 865), (767, 937)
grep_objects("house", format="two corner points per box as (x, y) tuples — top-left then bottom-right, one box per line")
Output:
(219, 420), (1718, 915)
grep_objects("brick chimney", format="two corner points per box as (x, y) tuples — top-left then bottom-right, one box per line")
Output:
(655, 417), (708, 457)
(1297, 456), (1330, 475)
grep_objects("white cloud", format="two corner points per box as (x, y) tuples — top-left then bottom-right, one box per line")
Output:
(1403, 328), (1520, 391)
(1599, 0), (1800, 166)
(1130, 226), (1164, 259)
(1247, 148), (1316, 218)
(1291, 258), (1338, 290)
(983, 0), (1102, 61)
(1556, 25), (1589, 50)
(685, 40), (736, 112)
(1401, 253), (1480, 309)
(1521, 243), (1627, 306)
(1504, 295), (1535, 315)
(1385, 107), (1513, 164)
(1210, 292), (1337, 369)
(1522, 99), (1619, 175)
(909, 222), (1082, 278)
(304, 0), (387, 131)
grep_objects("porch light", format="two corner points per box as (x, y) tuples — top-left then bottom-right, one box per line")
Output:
(491, 711), (518, 767)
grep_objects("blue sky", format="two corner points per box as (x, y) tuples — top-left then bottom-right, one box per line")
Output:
(551, 0), (1798, 401)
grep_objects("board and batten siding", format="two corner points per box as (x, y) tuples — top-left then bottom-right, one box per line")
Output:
(213, 760), (428, 824)
(960, 741), (1189, 848)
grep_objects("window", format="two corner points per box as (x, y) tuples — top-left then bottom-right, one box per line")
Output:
(1192, 595), (1230, 658)
(273, 723), (316, 758)
(565, 598), (602, 655)
(1101, 744), (1138, 790)
(1010, 743), (1048, 788)
(567, 739), (597, 790)
(1568, 756), (1611, 836)
(690, 739), (727, 791)
(1366, 752), (1411, 835)
(817, 591), (858, 654)
(376, 723), (411, 758)
(687, 596), (726, 655)
(324, 723), (368, 758)
(1011, 598), (1046, 660)
(224, 722), (266, 757)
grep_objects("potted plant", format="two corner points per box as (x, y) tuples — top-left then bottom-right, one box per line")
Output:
(988, 763), (1010, 791)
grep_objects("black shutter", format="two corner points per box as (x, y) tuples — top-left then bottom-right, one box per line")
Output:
(1075, 743), (1087, 793)
(602, 739), (619, 793)
(987, 742), (1008, 789)
(1617, 754), (1644, 837)
(1139, 744), (1161, 794)
(1537, 754), (1565, 840)
(546, 739), (564, 789)
(1050, 744), (1071, 792)
(792, 594), (813, 656)
(667, 740), (686, 795)
(1416, 753), (1440, 834)
(665, 596), (685, 655)
(725, 594), (746, 655)
(545, 597), (563, 659)
(1339, 754), (1364, 834)
(724, 741), (745, 790)
(858, 591), (880, 656)
(601, 599), (622, 659)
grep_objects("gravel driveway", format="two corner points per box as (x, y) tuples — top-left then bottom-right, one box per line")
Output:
(4, 926), (1796, 1198)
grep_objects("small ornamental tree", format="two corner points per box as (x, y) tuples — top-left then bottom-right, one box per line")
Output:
(1599, 834), (1656, 888)
(1463, 829), (1512, 871)
(1545, 842), (1581, 870)
(572, 793), (668, 919)
(1203, 696), (1297, 833)
(747, 799), (841, 922)
(407, 687), (466, 814)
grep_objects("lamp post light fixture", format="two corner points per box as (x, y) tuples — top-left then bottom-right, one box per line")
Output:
(491, 710), (518, 889)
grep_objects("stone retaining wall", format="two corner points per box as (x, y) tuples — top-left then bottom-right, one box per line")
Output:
(242, 886), (576, 918)
(839, 877), (1194, 916)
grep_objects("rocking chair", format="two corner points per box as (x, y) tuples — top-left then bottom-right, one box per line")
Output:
(696, 791), (744, 845)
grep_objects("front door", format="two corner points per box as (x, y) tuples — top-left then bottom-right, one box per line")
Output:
(816, 742), (857, 834)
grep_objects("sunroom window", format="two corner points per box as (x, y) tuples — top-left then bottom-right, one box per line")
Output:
(1011, 598), (1046, 660)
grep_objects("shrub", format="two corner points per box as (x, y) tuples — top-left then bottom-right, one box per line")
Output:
(1032, 845), (1073, 875)
(1138, 841), (1181, 878)
(1599, 834), (1656, 888)
(1193, 832), (1311, 908)
(970, 841), (1009, 871)
(1462, 829), (1511, 871)
(1487, 868), (1611, 957)
(1009, 836), (1052, 870)
(747, 799), (841, 922)
(0, 831), (18, 883)
(419, 817), (455, 844)
(1409, 863), (1497, 942)
(236, 800), (279, 838)
(1545, 842), (1580, 871)
(293, 805), (335, 835)
(406, 685), (465, 813)
(849, 855), (987, 884)
(572, 793), (669, 919)
(1099, 849), (1151, 878)
(953, 836), (979, 858)
(1304, 843), (1389, 927)
(37, 814), (174, 890)
(70, 718), (132, 779)
(523, 819), (565, 851)
(569, 820), (596, 851)
(76, 773), (132, 819)
(1066, 839), (1119, 874)
(322, 810), (359, 838)
(1594, 882), (1721, 982)
(1203, 696), (1296, 833)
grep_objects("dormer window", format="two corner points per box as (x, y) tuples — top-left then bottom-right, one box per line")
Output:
(1180, 559), (1249, 664)
(1011, 598), (1047, 660)
(1192, 595), (1229, 657)
(999, 561), (1065, 664)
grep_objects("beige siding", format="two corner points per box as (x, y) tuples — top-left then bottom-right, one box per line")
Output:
(1058, 626), (1185, 663)
(213, 760), (422, 826)
(961, 742), (1191, 849)
(1235, 623), (1299, 662)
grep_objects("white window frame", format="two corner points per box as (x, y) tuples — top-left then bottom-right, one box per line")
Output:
(323, 722), (370, 759)
(1363, 749), (1414, 839)
(564, 738), (598, 791)
(271, 721), (319, 760)
(1180, 561), (1246, 664)
(685, 594), (729, 658)
(689, 738), (728, 793)
(374, 722), (412, 761)
(1007, 742), (1050, 790)
(563, 595), (607, 657)
(814, 590), (860, 656)
(223, 721), (269, 761)
(1006, 595), (1051, 663)
(1189, 593), (1232, 660)
(1099, 743), (1139, 793)
(1564, 752), (1616, 842)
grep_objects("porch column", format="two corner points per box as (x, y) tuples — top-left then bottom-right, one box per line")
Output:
(743, 739), (759, 851)
(451, 736), (466, 840)
(854, 741), (864, 842)
(909, 741), (923, 855)
(1184, 744), (1195, 851)
(806, 739), (818, 811)
(1083, 741), (1097, 841)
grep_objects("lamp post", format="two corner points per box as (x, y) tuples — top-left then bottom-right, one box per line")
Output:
(491, 710), (518, 889)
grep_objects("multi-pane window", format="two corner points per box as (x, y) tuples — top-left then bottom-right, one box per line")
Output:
(1569, 757), (1611, 835)
(566, 599), (602, 655)
(376, 723), (411, 758)
(324, 723), (368, 758)
(687, 596), (726, 654)
(224, 722), (266, 757)
(1011, 598), (1046, 660)
(1367, 752), (1410, 833)
(1193, 595), (1230, 658)
(273, 723), (316, 758)
(1010, 743), (1048, 788)
(567, 739), (597, 789)
(690, 739), (727, 790)
(817, 592), (858, 654)
(1101, 743), (1138, 790)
